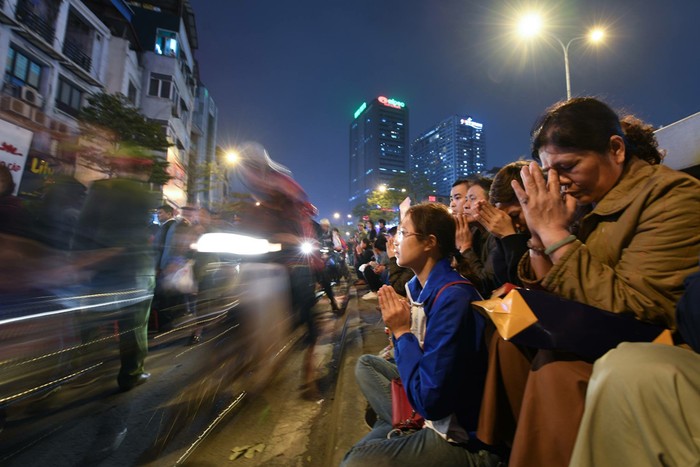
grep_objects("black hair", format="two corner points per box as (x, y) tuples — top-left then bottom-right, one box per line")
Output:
(452, 178), (470, 189)
(531, 97), (662, 165)
(489, 160), (532, 205)
(405, 203), (456, 259)
(467, 175), (493, 194)
(158, 204), (174, 214)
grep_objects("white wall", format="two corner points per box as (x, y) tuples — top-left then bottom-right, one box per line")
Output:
(656, 112), (700, 171)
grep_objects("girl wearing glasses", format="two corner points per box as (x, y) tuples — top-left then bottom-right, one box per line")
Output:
(342, 203), (502, 466)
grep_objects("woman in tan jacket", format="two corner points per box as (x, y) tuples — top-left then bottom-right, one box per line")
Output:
(477, 97), (700, 467)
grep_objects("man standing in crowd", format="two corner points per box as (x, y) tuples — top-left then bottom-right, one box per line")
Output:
(377, 218), (387, 236)
(72, 158), (160, 391)
(152, 204), (180, 328)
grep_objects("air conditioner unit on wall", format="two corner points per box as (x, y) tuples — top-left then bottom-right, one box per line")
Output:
(20, 86), (44, 108)
(31, 107), (48, 127)
(1, 95), (32, 118)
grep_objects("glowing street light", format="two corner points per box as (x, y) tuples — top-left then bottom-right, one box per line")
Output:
(517, 13), (542, 38)
(378, 184), (387, 193)
(333, 212), (340, 220)
(589, 28), (605, 43)
(518, 12), (607, 99)
(225, 150), (239, 165)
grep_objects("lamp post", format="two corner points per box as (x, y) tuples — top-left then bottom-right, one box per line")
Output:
(518, 13), (605, 99)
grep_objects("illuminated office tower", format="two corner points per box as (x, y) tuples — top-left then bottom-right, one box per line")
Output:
(349, 96), (409, 206)
(410, 115), (485, 198)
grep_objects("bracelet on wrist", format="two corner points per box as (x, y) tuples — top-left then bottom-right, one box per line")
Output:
(544, 234), (577, 256)
(526, 239), (545, 255)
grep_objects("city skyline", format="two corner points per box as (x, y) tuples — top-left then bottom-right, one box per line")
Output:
(193, 0), (700, 222)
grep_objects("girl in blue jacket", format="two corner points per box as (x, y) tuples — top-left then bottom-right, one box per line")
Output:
(342, 203), (501, 467)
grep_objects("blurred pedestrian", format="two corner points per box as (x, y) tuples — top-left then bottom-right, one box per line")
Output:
(0, 164), (32, 237)
(33, 175), (87, 249)
(72, 158), (160, 391)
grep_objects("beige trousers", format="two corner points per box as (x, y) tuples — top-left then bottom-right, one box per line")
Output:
(570, 342), (700, 467)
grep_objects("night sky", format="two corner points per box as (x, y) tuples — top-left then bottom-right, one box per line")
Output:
(191, 0), (700, 221)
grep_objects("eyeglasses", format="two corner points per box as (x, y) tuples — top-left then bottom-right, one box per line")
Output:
(396, 230), (424, 241)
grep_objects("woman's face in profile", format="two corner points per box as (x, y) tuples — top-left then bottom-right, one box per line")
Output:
(395, 214), (423, 270)
(538, 142), (625, 205)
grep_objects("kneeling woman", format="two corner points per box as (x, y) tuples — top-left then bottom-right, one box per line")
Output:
(342, 203), (501, 466)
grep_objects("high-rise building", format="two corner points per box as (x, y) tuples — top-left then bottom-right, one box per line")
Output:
(410, 115), (485, 197)
(349, 95), (409, 206)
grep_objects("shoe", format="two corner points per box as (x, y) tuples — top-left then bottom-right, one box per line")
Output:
(118, 372), (150, 392)
(354, 279), (366, 286)
(362, 291), (378, 301)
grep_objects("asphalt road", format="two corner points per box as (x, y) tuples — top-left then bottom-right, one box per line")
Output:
(182, 282), (388, 467)
(0, 278), (385, 467)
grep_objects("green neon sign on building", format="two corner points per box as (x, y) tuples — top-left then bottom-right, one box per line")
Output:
(353, 102), (367, 119)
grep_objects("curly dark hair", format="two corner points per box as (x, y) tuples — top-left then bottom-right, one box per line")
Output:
(531, 97), (663, 165)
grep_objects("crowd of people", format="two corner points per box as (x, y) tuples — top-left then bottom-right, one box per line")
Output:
(2, 95), (699, 465)
(341, 96), (700, 466)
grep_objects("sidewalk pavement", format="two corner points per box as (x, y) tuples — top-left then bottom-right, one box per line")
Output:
(320, 281), (389, 466)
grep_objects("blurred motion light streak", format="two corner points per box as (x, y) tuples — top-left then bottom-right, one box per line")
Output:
(194, 232), (281, 255)
(0, 292), (152, 326)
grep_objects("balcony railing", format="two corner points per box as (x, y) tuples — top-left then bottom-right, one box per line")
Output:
(15, 1), (56, 44)
(63, 39), (92, 73)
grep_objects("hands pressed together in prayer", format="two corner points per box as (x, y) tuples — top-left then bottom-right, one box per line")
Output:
(472, 201), (519, 238)
(378, 285), (411, 339)
(510, 162), (577, 249)
(454, 214), (473, 252)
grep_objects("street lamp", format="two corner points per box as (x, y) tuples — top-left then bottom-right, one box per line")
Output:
(225, 150), (239, 165)
(518, 13), (606, 99)
(378, 184), (387, 193)
(333, 212), (340, 220)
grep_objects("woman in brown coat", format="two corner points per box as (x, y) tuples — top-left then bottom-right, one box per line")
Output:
(477, 97), (700, 466)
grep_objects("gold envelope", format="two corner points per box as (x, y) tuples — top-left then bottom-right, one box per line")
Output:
(472, 289), (538, 340)
(473, 289), (673, 346)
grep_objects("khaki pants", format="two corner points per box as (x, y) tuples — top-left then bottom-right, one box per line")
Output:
(570, 342), (700, 467)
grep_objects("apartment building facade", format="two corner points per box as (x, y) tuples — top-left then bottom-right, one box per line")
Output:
(0, 0), (219, 209)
